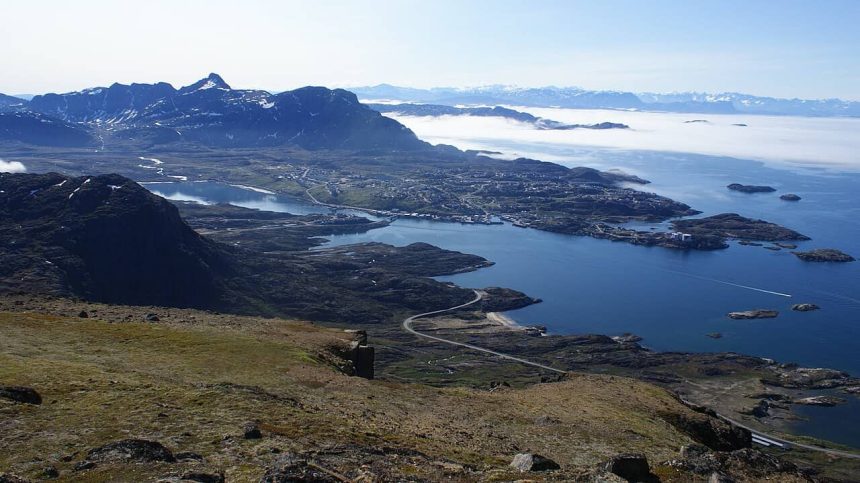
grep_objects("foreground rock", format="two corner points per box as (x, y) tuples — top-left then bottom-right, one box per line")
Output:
(793, 248), (855, 262)
(0, 385), (42, 405)
(87, 439), (176, 463)
(727, 310), (778, 320)
(726, 183), (776, 193)
(791, 303), (820, 312)
(668, 446), (813, 481)
(602, 453), (652, 481)
(510, 453), (560, 472)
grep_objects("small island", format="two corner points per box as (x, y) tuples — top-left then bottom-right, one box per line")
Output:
(672, 213), (809, 242)
(728, 309), (779, 320)
(792, 303), (820, 312)
(727, 183), (776, 193)
(793, 248), (855, 263)
(780, 193), (802, 201)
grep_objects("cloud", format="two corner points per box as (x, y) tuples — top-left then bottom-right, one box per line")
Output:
(387, 108), (860, 172)
(0, 159), (27, 173)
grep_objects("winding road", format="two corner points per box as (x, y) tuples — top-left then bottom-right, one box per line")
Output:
(402, 290), (567, 374)
(402, 291), (860, 459)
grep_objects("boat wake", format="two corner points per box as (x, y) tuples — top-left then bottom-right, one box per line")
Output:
(661, 269), (792, 298)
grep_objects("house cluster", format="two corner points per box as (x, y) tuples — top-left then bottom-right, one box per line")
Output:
(668, 232), (693, 242)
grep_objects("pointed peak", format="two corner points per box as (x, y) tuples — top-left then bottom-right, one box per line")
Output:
(180, 73), (231, 93)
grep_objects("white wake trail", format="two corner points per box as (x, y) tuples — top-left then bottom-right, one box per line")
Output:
(660, 269), (792, 298)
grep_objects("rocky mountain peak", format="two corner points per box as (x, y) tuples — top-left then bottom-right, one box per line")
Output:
(180, 73), (231, 94)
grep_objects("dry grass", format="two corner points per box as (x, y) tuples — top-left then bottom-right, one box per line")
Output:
(0, 306), (713, 481)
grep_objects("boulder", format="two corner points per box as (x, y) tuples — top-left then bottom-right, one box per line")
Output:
(509, 453), (560, 472)
(791, 303), (820, 312)
(0, 385), (42, 405)
(243, 422), (262, 439)
(0, 474), (30, 483)
(145, 313), (160, 322)
(87, 439), (176, 463)
(78, 310), (89, 318)
(602, 453), (651, 481)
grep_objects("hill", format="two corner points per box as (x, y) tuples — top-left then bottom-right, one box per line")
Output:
(0, 172), (495, 323)
(0, 300), (820, 482)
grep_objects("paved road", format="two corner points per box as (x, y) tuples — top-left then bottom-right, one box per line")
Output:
(402, 292), (860, 458)
(402, 290), (567, 374)
(304, 185), (391, 216)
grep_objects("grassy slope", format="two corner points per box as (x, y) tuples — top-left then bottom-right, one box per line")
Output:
(0, 306), (714, 482)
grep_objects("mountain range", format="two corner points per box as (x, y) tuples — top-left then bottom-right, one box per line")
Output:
(0, 74), (429, 150)
(350, 84), (860, 117)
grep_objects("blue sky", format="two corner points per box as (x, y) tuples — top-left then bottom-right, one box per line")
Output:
(1, 0), (858, 99)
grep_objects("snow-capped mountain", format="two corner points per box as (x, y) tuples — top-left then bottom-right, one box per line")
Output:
(350, 84), (860, 117)
(8, 74), (428, 150)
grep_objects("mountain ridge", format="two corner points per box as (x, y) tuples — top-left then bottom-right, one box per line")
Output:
(4, 74), (430, 151)
(350, 84), (860, 117)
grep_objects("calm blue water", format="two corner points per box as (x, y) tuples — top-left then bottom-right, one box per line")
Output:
(143, 149), (860, 447)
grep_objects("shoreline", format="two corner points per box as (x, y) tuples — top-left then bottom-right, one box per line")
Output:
(485, 311), (522, 328)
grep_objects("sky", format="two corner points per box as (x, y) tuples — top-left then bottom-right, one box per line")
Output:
(1, 0), (858, 100)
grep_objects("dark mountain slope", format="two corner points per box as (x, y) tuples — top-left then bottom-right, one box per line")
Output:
(0, 93), (27, 111)
(0, 111), (94, 147)
(0, 172), (234, 307)
(0, 173), (481, 323)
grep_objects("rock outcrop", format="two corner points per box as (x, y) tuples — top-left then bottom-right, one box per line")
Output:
(86, 439), (176, 463)
(0, 385), (42, 405)
(727, 310), (778, 320)
(602, 453), (652, 481)
(510, 453), (560, 472)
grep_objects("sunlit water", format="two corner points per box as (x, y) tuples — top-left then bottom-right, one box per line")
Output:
(144, 144), (860, 447)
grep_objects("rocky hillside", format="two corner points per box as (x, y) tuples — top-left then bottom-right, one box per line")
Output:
(0, 172), (488, 323)
(15, 74), (428, 151)
(0, 172), (234, 307)
(0, 299), (821, 482)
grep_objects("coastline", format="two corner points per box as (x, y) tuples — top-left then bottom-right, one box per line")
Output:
(486, 311), (521, 328)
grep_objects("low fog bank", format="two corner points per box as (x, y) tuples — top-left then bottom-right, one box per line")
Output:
(387, 108), (860, 172)
(0, 159), (27, 173)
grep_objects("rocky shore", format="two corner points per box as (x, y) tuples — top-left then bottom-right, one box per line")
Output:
(793, 248), (855, 262)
